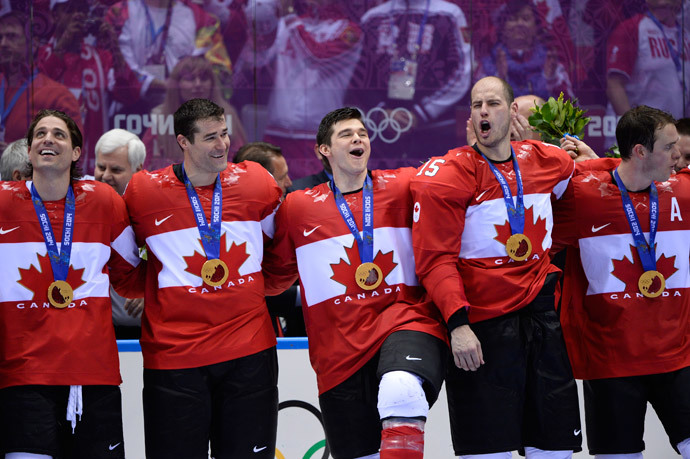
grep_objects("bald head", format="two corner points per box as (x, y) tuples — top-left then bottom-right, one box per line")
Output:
(513, 94), (545, 141)
(471, 77), (514, 106)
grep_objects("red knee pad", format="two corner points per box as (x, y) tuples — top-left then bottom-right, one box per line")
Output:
(380, 424), (424, 459)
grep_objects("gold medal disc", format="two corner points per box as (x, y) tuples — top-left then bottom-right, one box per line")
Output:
(638, 270), (665, 298)
(48, 280), (73, 309)
(355, 262), (383, 291)
(201, 259), (229, 287)
(505, 233), (532, 261)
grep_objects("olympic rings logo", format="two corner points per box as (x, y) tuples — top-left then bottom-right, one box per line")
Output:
(361, 107), (414, 144)
(275, 400), (330, 459)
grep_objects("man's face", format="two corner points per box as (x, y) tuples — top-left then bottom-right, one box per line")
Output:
(29, 116), (81, 175)
(270, 155), (292, 196)
(94, 145), (137, 196)
(0, 21), (27, 67)
(470, 78), (517, 149)
(643, 123), (680, 183)
(178, 117), (230, 176)
(674, 134), (690, 172)
(319, 118), (370, 180)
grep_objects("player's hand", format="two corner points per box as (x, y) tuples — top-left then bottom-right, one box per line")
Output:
(560, 135), (598, 162)
(124, 297), (144, 318)
(450, 325), (484, 371)
(466, 118), (477, 145)
(510, 113), (532, 141)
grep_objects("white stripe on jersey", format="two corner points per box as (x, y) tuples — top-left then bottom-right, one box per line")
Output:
(296, 227), (418, 307)
(0, 242), (111, 302)
(461, 193), (554, 259)
(261, 203), (279, 239)
(147, 221), (264, 288)
(112, 225), (141, 267)
(580, 230), (690, 295)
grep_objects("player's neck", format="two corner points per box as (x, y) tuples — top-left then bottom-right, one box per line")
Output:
(476, 138), (512, 162)
(332, 169), (367, 193)
(616, 160), (653, 192)
(32, 171), (71, 201)
(183, 163), (217, 187)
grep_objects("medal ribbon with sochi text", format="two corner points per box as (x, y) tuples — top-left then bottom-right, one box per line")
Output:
(30, 183), (75, 287)
(474, 145), (526, 235)
(181, 164), (222, 261)
(613, 169), (659, 273)
(331, 174), (375, 265)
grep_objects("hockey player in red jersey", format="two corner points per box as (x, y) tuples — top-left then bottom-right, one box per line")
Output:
(554, 106), (690, 458)
(123, 98), (282, 459)
(264, 107), (448, 459)
(0, 110), (144, 458)
(411, 76), (588, 458)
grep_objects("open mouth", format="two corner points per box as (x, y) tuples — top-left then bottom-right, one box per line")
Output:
(480, 120), (491, 132)
(350, 148), (364, 157)
(40, 149), (58, 156)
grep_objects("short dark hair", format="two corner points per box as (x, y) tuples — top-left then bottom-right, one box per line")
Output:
(26, 109), (83, 179)
(173, 98), (225, 145)
(316, 107), (364, 147)
(676, 118), (690, 137)
(616, 106), (676, 160)
(232, 141), (282, 173)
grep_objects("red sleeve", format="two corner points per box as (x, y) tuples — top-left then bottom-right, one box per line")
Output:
(106, 186), (146, 298)
(607, 15), (641, 78)
(262, 196), (299, 296)
(551, 181), (578, 253)
(410, 155), (473, 322)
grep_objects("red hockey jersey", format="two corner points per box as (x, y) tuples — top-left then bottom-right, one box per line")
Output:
(0, 180), (143, 388)
(554, 158), (690, 379)
(264, 168), (447, 394)
(410, 140), (573, 323)
(124, 161), (282, 370)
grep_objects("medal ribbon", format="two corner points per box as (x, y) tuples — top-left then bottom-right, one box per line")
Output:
(331, 174), (374, 264)
(30, 183), (75, 283)
(0, 70), (38, 130)
(613, 169), (659, 272)
(182, 164), (222, 260)
(474, 145), (525, 235)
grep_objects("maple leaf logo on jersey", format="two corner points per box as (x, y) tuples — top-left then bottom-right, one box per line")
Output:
(17, 254), (86, 300)
(330, 242), (397, 291)
(183, 233), (250, 281)
(493, 206), (547, 257)
(611, 243), (678, 294)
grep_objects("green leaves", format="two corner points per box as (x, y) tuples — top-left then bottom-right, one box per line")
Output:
(528, 92), (591, 145)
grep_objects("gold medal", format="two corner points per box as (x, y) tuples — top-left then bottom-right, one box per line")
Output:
(48, 280), (73, 309)
(505, 233), (532, 261)
(638, 270), (665, 298)
(355, 262), (383, 291)
(201, 259), (229, 287)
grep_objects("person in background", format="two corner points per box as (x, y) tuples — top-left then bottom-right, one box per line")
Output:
(94, 128), (147, 339)
(233, 141), (292, 196)
(0, 138), (29, 180)
(142, 55), (247, 170)
(674, 117), (690, 172)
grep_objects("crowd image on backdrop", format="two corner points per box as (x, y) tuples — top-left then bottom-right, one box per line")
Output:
(1, 0), (690, 458)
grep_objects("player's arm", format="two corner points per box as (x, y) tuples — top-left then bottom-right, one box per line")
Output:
(263, 196), (299, 296)
(107, 188), (146, 299)
(411, 157), (483, 371)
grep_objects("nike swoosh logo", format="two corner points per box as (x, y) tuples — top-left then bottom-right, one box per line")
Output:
(303, 225), (321, 237)
(0, 226), (19, 235)
(155, 214), (173, 226)
(475, 189), (489, 202)
(406, 355), (422, 361)
(253, 446), (267, 453)
(591, 223), (611, 233)
(109, 442), (121, 450)
(573, 429), (581, 436)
